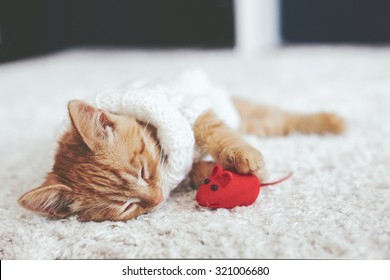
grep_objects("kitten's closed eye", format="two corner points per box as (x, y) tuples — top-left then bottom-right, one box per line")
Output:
(18, 100), (164, 222)
(141, 166), (148, 180)
(122, 198), (141, 213)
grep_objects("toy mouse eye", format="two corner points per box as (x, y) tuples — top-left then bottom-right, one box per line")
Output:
(204, 178), (210, 184)
(211, 184), (218, 191)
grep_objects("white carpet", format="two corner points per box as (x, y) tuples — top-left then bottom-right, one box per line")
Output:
(0, 47), (389, 259)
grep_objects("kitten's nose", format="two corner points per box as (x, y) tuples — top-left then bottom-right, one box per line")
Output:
(148, 191), (163, 207)
(153, 193), (164, 206)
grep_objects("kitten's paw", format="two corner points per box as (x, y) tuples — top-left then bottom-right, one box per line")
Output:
(302, 113), (346, 134)
(218, 146), (264, 174)
(318, 113), (346, 134)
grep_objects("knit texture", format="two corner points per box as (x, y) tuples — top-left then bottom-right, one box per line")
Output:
(88, 70), (240, 198)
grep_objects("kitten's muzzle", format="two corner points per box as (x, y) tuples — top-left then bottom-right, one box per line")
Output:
(142, 189), (163, 207)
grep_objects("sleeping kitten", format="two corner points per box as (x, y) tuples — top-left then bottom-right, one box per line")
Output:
(18, 98), (345, 222)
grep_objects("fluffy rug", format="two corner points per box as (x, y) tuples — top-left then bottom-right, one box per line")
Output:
(0, 47), (389, 259)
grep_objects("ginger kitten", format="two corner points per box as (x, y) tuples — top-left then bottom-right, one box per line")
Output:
(18, 98), (345, 222)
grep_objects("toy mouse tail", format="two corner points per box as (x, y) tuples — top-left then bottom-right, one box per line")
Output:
(261, 172), (293, 187)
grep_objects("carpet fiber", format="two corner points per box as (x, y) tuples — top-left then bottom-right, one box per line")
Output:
(0, 47), (389, 259)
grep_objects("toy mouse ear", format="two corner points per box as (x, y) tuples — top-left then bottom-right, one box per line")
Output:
(220, 171), (233, 187)
(211, 164), (223, 177)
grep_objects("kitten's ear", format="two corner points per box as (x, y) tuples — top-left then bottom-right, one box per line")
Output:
(18, 174), (74, 218)
(68, 100), (115, 150)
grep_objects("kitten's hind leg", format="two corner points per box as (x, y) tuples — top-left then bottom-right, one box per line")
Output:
(233, 98), (346, 136)
(189, 161), (216, 188)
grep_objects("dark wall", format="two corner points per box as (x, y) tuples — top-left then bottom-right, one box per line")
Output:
(3, 0), (390, 62)
(0, 0), (234, 62)
(282, 0), (390, 43)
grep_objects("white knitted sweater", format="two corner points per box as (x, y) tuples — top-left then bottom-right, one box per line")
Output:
(88, 70), (240, 198)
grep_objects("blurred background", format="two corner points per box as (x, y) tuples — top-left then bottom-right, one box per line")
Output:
(2, 0), (390, 62)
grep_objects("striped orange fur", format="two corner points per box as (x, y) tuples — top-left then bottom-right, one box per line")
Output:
(19, 101), (163, 221)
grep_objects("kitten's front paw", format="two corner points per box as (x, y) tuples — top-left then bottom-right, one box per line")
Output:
(218, 146), (264, 174)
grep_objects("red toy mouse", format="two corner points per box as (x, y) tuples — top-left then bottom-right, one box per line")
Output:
(196, 164), (292, 209)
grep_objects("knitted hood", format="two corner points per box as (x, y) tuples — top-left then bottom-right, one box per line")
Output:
(88, 82), (195, 200)
(87, 70), (240, 200)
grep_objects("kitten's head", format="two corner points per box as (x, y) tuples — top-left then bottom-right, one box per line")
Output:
(18, 100), (164, 222)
